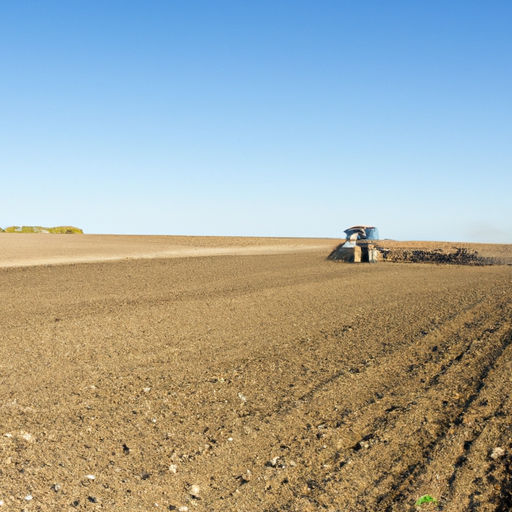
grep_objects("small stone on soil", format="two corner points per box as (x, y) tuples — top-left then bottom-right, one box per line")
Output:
(21, 432), (33, 442)
(490, 447), (505, 459)
(189, 484), (200, 498)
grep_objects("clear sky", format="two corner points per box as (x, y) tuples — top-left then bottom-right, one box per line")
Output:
(1, 1), (511, 242)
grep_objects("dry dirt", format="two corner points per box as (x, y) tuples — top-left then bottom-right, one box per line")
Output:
(0, 234), (332, 268)
(0, 235), (511, 511)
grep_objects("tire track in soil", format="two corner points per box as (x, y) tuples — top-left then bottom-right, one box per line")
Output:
(222, 295), (512, 511)
(398, 327), (512, 512)
(378, 325), (512, 511)
(362, 311), (509, 511)
(356, 320), (505, 509)
(177, 292), (494, 507)
(262, 294), (489, 423)
(354, 308), (510, 511)
(158, 282), (506, 510)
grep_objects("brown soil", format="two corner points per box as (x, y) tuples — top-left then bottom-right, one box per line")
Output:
(0, 234), (334, 268)
(0, 236), (511, 511)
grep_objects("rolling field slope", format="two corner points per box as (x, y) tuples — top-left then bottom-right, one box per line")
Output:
(0, 237), (510, 510)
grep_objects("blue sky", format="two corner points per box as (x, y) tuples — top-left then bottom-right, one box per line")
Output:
(1, 1), (511, 242)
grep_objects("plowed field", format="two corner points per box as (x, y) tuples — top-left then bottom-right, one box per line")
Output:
(0, 236), (511, 511)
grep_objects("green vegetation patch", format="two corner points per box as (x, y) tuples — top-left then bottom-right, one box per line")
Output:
(415, 494), (438, 507)
(2, 226), (83, 234)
